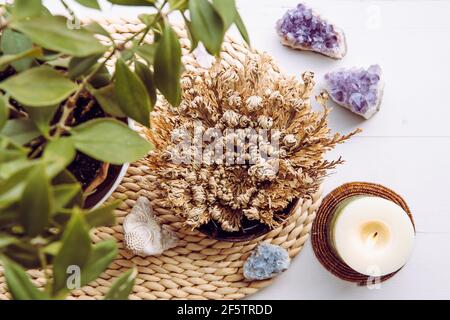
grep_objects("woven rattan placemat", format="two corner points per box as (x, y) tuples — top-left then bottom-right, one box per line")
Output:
(0, 18), (322, 300)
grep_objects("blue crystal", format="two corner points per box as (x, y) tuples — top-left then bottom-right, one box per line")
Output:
(243, 243), (290, 280)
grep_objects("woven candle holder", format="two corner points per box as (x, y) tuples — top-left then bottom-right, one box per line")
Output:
(311, 182), (415, 286)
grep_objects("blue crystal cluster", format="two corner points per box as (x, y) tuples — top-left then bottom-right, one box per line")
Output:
(324, 65), (383, 119)
(243, 243), (290, 280)
(276, 3), (346, 59)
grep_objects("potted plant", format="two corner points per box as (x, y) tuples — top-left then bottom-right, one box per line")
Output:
(0, 0), (248, 299)
(144, 56), (360, 242)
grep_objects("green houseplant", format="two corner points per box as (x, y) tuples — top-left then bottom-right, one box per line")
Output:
(0, 0), (249, 300)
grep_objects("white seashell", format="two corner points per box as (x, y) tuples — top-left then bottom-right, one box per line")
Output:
(123, 197), (179, 256)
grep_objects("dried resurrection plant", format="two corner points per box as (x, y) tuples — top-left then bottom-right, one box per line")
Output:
(144, 52), (360, 232)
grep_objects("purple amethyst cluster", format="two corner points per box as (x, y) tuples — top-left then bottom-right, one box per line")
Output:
(324, 65), (384, 119)
(276, 3), (347, 59)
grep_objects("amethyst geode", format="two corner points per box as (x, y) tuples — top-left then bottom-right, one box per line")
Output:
(324, 65), (384, 119)
(276, 3), (347, 59)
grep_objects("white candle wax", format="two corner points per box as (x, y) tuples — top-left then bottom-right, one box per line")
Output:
(331, 196), (415, 277)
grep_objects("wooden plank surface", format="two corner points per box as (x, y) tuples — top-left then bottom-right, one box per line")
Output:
(43, 0), (450, 299)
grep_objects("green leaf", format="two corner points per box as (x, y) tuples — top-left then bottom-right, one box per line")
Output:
(74, 0), (101, 9)
(39, 4), (52, 17)
(212, 0), (237, 30)
(81, 240), (117, 286)
(70, 118), (153, 165)
(136, 43), (156, 66)
(52, 210), (92, 295)
(1, 119), (40, 145)
(53, 184), (82, 211)
(68, 54), (102, 79)
(104, 267), (137, 300)
(0, 29), (39, 72)
(0, 66), (78, 107)
(183, 18), (199, 51)
(11, 16), (106, 57)
(2, 241), (41, 269)
(12, 0), (42, 20)
(84, 200), (118, 228)
(154, 24), (182, 107)
(0, 47), (42, 72)
(19, 163), (52, 236)
(0, 165), (34, 210)
(44, 56), (71, 69)
(0, 157), (33, 181)
(52, 170), (85, 207)
(114, 58), (151, 126)
(0, 234), (18, 249)
(120, 48), (135, 62)
(89, 65), (111, 89)
(0, 206), (18, 225)
(138, 13), (157, 26)
(168, 0), (188, 11)
(88, 84), (125, 118)
(0, 137), (28, 163)
(108, 0), (155, 6)
(43, 138), (76, 177)
(135, 61), (157, 108)
(0, 94), (8, 131)
(1, 256), (49, 300)
(42, 241), (62, 256)
(25, 105), (58, 137)
(189, 0), (224, 55)
(234, 11), (250, 45)
(83, 22), (111, 39)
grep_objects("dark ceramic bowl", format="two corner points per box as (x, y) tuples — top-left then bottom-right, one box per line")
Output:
(83, 163), (128, 209)
(83, 119), (132, 209)
(198, 198), (299, 242)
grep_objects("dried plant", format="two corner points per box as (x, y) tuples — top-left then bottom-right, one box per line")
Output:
(144, 53), (360, 232)
(0, 0), (250, 300)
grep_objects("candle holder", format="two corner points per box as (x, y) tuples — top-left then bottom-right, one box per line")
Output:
(311, 182), (415, 285)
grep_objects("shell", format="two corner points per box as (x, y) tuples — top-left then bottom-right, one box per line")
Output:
(123, 197), (179, 256)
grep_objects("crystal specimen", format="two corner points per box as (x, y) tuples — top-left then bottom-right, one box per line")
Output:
(124, 197), (178, 256)
(324, 65), (384, 119)
(243, 243), (290, 280)
(276, 3), (347, 59)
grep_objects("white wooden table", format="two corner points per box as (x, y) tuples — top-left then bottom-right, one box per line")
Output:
(45, 0), (450, 300)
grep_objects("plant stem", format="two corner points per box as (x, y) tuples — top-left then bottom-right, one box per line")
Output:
(60, 0), (77, 21)
(53, 49), (115, 137)
(38, 248), (52, 293)
(53, 2), (169, 137)
(137, 1), (168, 45)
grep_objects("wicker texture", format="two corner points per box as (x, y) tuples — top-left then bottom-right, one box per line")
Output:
(0, 18), (323, 300)
(311, 182), (414, 286)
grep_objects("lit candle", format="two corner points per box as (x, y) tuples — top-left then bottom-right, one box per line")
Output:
(330, 196), (415, 276)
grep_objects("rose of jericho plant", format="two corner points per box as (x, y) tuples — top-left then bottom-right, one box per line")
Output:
(144, 53), (360, 233)
(0, 0), (248, 299)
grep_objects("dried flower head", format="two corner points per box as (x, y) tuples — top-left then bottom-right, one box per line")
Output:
(144, 53), (359, 232)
